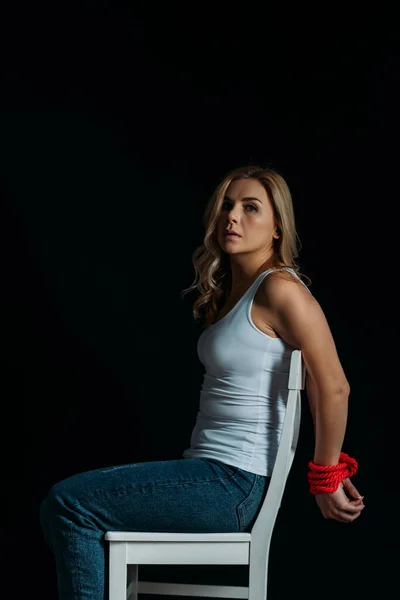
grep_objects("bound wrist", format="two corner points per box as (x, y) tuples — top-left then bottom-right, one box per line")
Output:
(308, 452), (358, 495)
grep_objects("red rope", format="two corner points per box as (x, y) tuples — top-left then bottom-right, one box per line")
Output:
(308, 452), (358, 494)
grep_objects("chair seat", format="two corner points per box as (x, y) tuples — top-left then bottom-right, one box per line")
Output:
(105, 531), (252, 565)
(105, 532), (252, 542)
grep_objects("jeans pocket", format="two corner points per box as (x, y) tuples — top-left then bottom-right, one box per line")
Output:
(236, 474), (268, 532)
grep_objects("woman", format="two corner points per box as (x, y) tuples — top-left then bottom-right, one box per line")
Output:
(40, 165), (363, 600)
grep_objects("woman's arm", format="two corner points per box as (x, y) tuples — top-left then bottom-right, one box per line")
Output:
(258, 274), (364, 521)
(305, 369), (349, 465)
(260, 274), (350, 465)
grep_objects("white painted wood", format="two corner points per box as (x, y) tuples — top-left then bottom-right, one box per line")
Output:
(106, 532), (251, 542)
(108, 542), (127, 600)
(138, 582), (249, 598)
(125, 541), (249, 564)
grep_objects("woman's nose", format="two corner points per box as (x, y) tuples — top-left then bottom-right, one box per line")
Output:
(228, 211), (239, 222)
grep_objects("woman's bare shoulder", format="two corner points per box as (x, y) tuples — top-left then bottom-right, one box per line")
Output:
(260, 269), (348, 392)
(259, 269), (315, 316)
(264, 268), (310, 293)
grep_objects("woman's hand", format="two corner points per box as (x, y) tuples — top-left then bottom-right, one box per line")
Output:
(315, 477), (365, 522)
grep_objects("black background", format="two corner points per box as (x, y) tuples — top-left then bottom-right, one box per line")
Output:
(2, 3), (397, 599)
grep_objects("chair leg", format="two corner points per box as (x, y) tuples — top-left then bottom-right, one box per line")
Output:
(248, 544), (270, 600)
(109, 543), (127, 600)
(127, 565), (138, 600)
(248, 572), (269, 600)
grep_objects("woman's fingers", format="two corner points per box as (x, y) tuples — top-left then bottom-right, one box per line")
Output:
(332, 507), (362, 523)
(316, 486), (365, 522)
(342, 477), (364, 502)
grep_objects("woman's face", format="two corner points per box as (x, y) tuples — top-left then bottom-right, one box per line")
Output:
(216, 178), (279, 256)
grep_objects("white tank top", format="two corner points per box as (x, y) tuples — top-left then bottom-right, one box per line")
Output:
(182, 267), (311, 476)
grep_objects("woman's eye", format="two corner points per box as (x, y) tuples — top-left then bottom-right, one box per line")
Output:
(222, 203), (257, 212)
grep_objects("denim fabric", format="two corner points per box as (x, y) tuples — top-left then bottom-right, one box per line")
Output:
(40, 457), (270, 600)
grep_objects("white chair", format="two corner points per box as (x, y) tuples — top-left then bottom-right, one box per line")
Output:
(106, 349), (305, 600)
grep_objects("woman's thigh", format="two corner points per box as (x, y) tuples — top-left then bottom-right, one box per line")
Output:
(42, 458), (269, 533)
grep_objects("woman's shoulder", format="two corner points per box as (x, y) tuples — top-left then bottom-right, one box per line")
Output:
(258, 268), (330, 351)
(260, 266), (313, 305)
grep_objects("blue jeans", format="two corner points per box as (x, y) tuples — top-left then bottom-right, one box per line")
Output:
(39, 457), (270, 600)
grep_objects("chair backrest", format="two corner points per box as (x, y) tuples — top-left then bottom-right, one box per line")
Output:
(250, 349), (305, 539)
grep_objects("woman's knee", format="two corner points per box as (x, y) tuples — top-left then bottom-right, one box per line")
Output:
(39, 483), (61, 533)
(39, 474), (81, 531)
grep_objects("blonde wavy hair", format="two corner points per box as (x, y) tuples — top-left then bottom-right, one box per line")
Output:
(181, 165), (311, 328)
